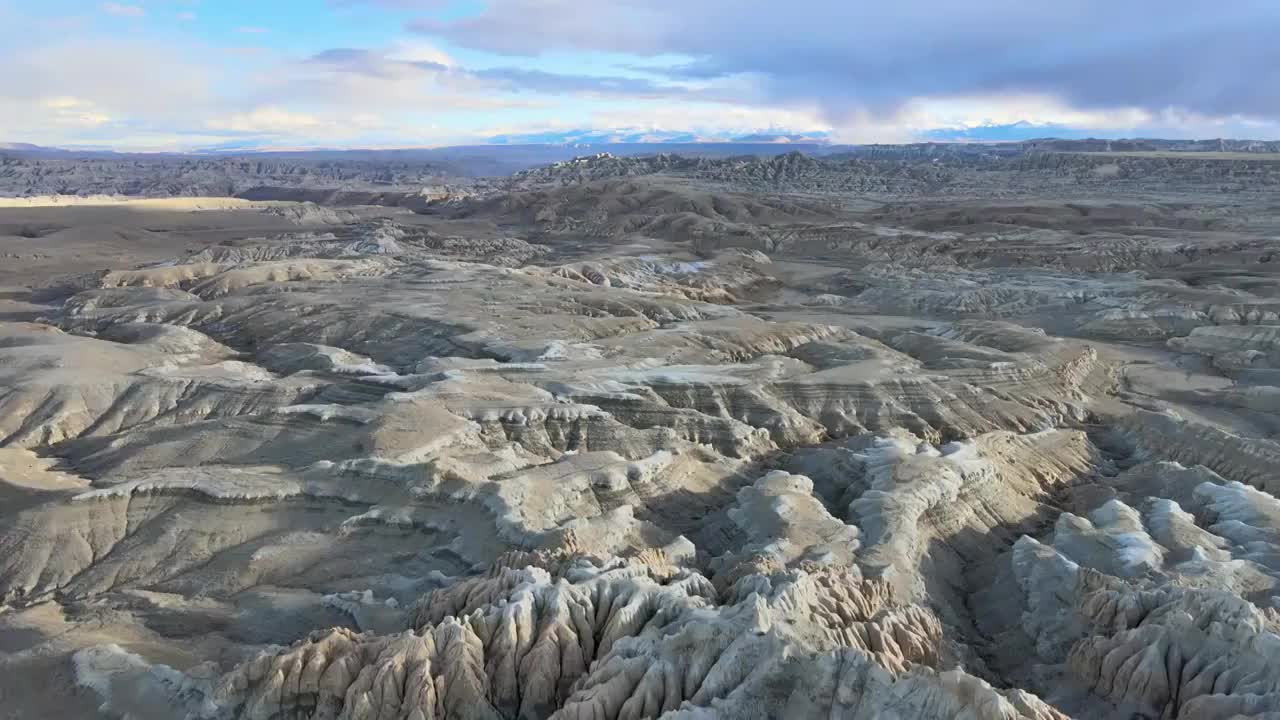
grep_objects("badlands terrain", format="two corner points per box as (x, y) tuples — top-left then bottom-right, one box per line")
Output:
(2, 143), (1280, 719)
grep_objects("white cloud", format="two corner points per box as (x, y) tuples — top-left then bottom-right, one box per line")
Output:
(207, 107), (337, 134)
(244, 46), (547, 115)
(102, 3), (145, 17)
(205, 106), (388, 138)
(40, 96), (113, 126)
(3, 39), (216, 117)
(415, 0), (1280, 125)
(386, 41), (454, 68)
(236, 26), (269, 34)
(4, 0), (1278, 150)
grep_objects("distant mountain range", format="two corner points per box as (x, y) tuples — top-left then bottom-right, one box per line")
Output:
(5, 134), (1280, 163)
(485, 129), (833, 145)
(0, 142), (85, 153)
(921, 122), (1112, 142)
(484, 124), (1175, 146)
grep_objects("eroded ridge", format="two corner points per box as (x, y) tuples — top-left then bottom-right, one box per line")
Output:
(3, 158), (1280, 719)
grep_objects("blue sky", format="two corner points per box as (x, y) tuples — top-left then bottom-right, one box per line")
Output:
(1, 0), (1277, 150)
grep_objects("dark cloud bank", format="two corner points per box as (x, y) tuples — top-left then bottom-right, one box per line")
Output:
(406, 0), (1280, 123)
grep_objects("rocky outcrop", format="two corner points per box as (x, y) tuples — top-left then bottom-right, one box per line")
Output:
(74, 554), (1054, 720)
(9, 145), (1280, 720)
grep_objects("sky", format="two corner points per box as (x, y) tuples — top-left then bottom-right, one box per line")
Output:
(1, 0), (1278, 150)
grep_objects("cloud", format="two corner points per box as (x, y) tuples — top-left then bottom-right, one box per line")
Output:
(236, 44), (551, 122)
(471, 67), (694, 98)
(412, 0), (1280, 124)
(306, 47), (447, 77)
(40, 96), (112, 127)
(0, 38), (222, 148)
(303, 45), (712, 101)
(2, 38), (216, 116)
(236, 26), (269, 34)
(205, 106), (383, 136)
(206, 107), (330, 134)
(7, 0), (1280, 149)
(102, 2), (145, 17)
(385, 41), (453, 68)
